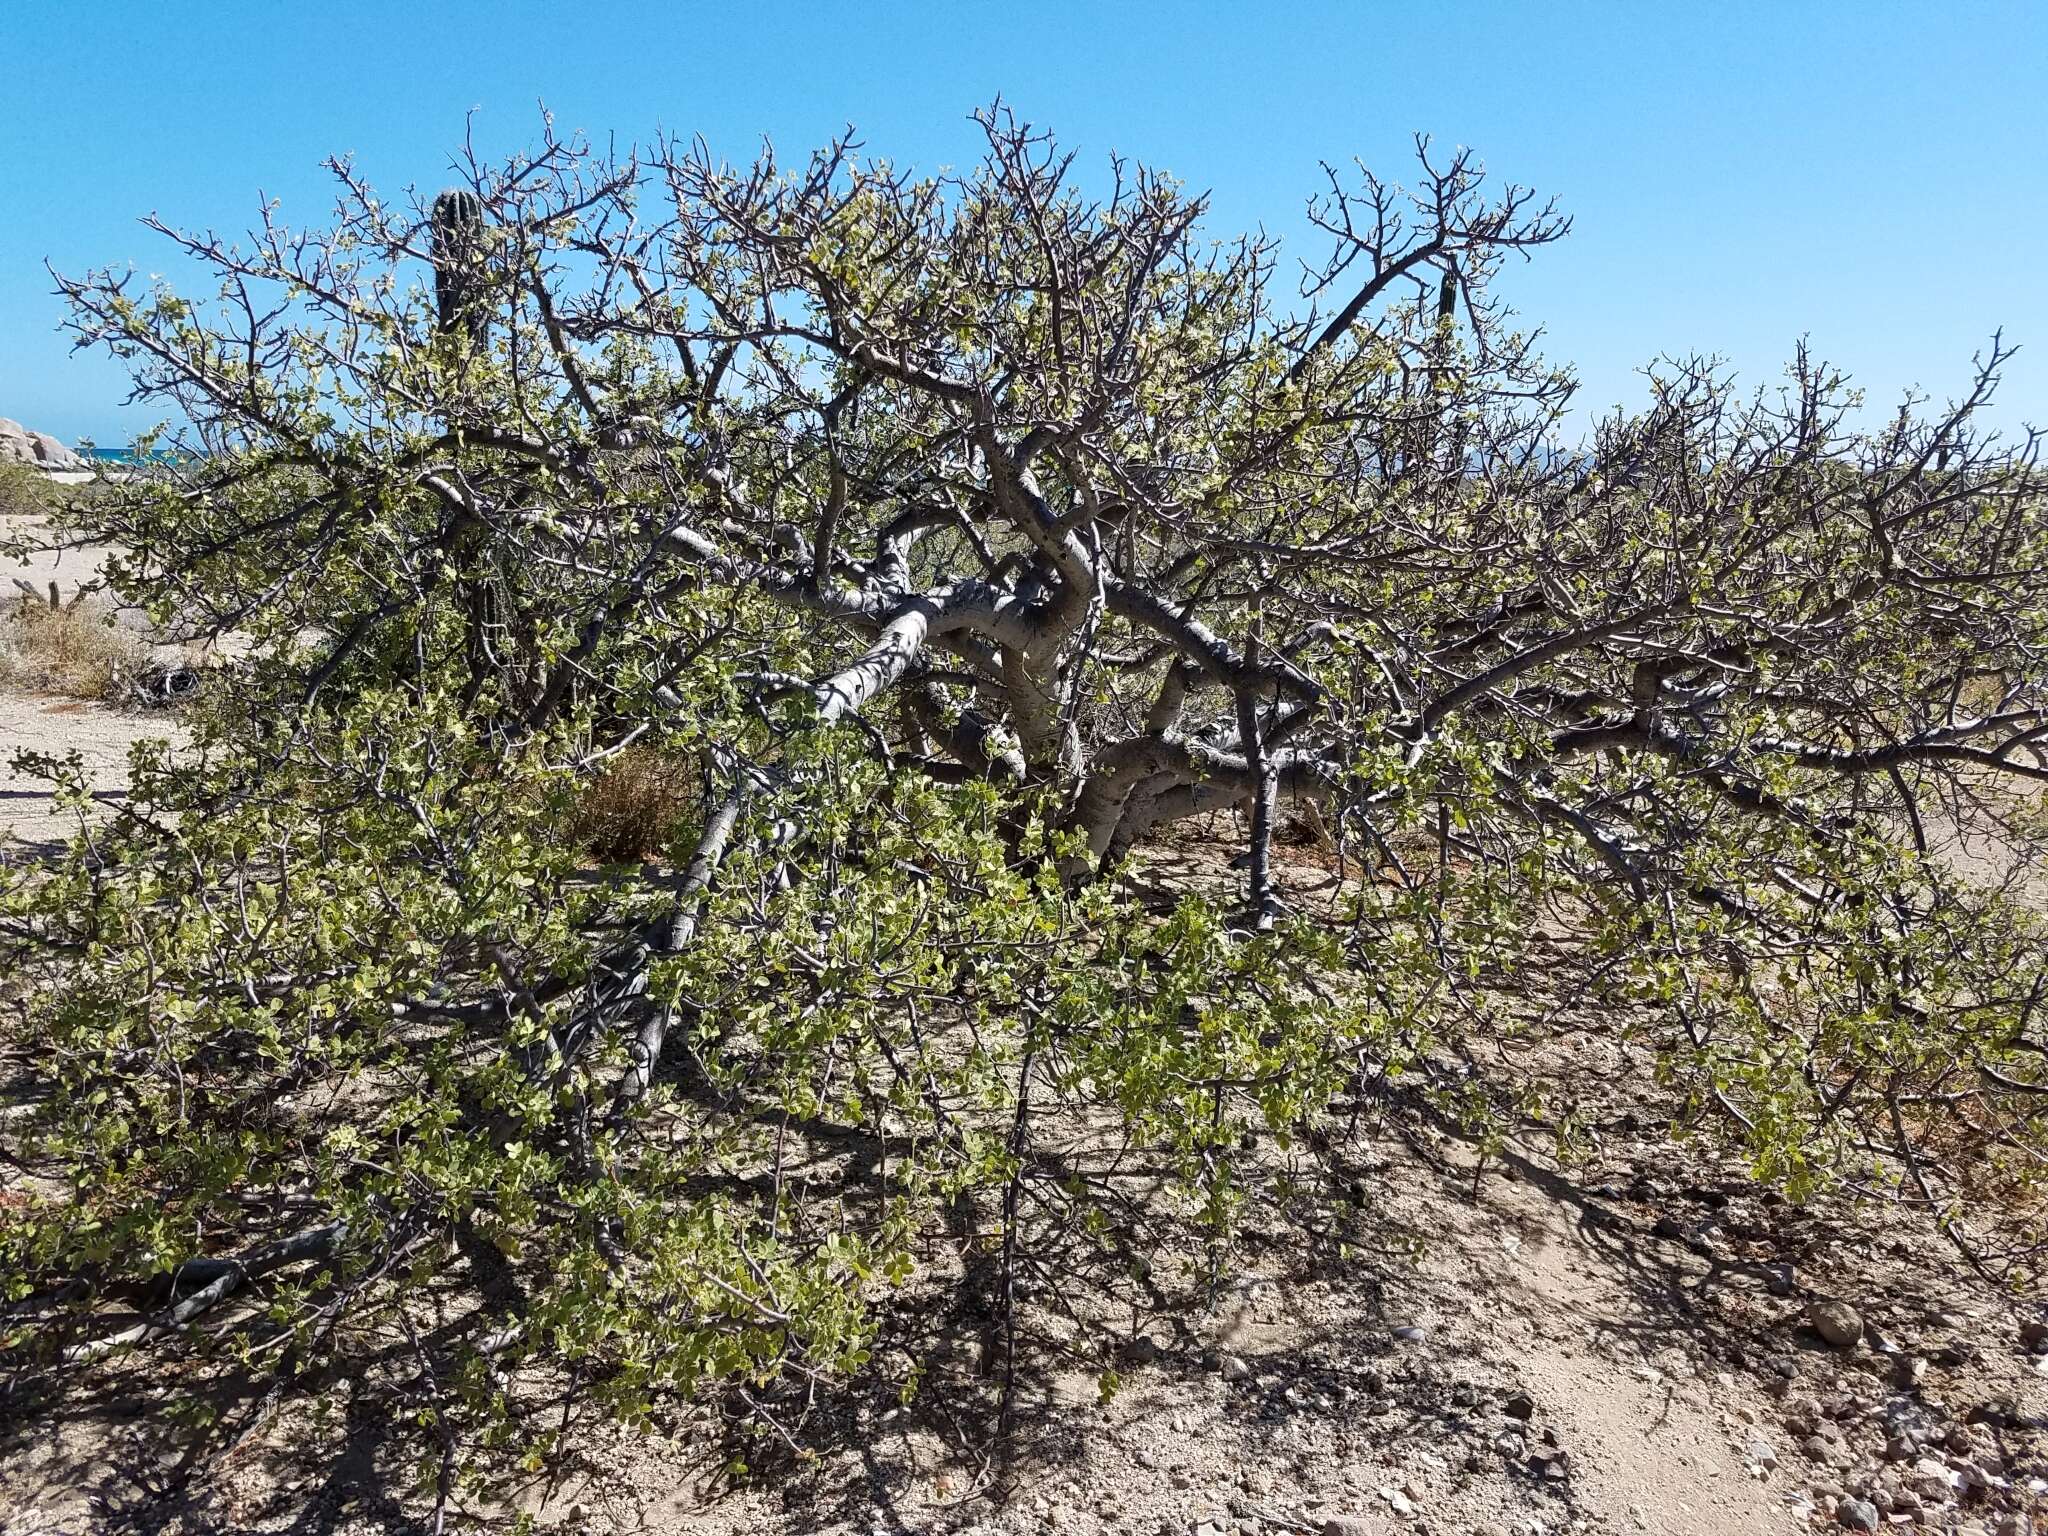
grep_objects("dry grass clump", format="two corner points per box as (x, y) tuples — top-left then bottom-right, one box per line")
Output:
(0, 589), (152, 702)
(568, 747), (699, 863)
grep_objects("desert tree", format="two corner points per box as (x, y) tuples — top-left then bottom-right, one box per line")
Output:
(4, 108), (2046, 1501)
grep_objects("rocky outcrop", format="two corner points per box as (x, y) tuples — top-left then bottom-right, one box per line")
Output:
(0, 419), (84, 472)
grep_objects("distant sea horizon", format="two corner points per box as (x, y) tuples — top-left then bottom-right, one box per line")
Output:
(83, 446), (193, 464)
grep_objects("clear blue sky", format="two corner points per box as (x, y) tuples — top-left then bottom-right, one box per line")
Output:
(4, 0), (2044, 447)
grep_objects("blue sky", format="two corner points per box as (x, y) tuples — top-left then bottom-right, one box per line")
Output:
(3, 0), (2044, 447)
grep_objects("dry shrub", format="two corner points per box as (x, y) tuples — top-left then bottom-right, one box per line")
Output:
(568, 747), (699, 863)
(1276, 798), (1335, 850)
(0, 590), (152, 701)
(0, 463), (55, 519)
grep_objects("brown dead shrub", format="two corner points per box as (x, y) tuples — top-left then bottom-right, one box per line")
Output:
(0, 590), (152, 702)
(568, 747), (699, 863)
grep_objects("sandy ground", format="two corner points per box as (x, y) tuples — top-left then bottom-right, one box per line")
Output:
(9, 1021), (2043, 1536)
(0, 692), (181, 854)
(1, 510), (116, 596)
(0, 512), (183, 856)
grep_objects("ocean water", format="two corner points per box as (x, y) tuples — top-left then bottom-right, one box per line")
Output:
(84, 447), (190, 465)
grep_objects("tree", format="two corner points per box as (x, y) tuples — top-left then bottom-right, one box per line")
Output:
(5, 110), (2046, 1505)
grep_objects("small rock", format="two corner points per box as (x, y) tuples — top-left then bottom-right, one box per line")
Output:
(1391, 1325), (1427, 1344)
(1126, 1334), (1161, 1366)
(1766, 1263), (1797, 1297)
(1746, 1437), (1778, 1470)
(2020, 1320), (2048, 1352)
(1319, 1521), (1373, 1536)
(1375, 1484), (1415, 1516)
(1220, 1355), (1252, 1384)
(1503, 1391), (1535, 1420)
(1836, 1497), (1880, 1532)
(1809, 1299), (1865, 1349)
(1492, 1431), (1526, 1459)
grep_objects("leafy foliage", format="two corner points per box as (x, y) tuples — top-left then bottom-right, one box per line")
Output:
(3, 109), (2046, 1513)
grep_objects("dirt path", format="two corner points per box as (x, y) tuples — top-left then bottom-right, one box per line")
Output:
(1438, 1157), (1794, 1534)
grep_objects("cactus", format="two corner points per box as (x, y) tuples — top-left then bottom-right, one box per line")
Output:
(431, 187), (488, 343)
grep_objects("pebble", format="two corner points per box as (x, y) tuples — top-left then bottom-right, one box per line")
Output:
(1391, 1325), (1427, 1344)
(1220, 1355), (1252, 1384)
(1504, 1391), (1535, 1420)
(1746, 1436), (1778, 1470)
(1766, 1263), (1797, 1297)
(1809, 1299), (1865, 1349)
(1836, 1497), (1879, 1531)
(1318, 1521), (1372, 1536)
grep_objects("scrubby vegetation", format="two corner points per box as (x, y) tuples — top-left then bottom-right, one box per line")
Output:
(0, 462), (54, 520)
(2, 112), (2045, 1519)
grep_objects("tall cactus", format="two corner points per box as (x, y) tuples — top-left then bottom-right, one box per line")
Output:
(431, 187), (488, 344)
(431, 187), (503, 699)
